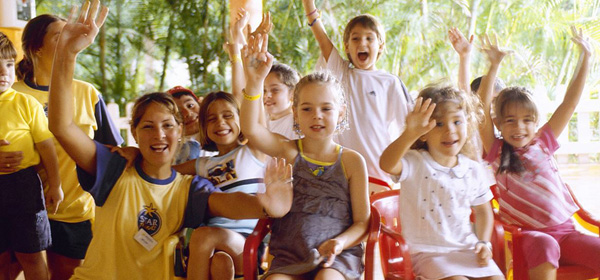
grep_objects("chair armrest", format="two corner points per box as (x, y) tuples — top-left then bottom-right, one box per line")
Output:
(379, 225), (414, 280)
(365, 207), (382, 280)
(243, 218), (272, 280)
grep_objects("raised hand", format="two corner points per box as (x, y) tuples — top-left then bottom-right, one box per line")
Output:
(242, 33), (273, 85)
(231, 8), (250, 45)
(0, 140), (23, 173)
(571, 25), (592, 57)
(404, 97), (437, 139)
(248, 12), (273, 39)
(59, 0), (109, 55)
(449, 27), (473, 56)
(480, 33), (509, 66)
(257, 157), (293, 218)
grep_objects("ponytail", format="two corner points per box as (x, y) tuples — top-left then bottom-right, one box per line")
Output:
(16, 56), (34, 81)
(497, 141), (525, 174)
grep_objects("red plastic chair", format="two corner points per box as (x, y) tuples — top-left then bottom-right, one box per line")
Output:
(492, 184), (600, 280)
(243, 218), (272, 280)
(365, 189), (414, 280)
(366, 189), (507, 280)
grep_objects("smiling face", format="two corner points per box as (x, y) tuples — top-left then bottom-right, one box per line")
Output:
(0, 58), (15, 93)
(421, 102), (468, 167)
(294, 83), (345, 140)
(264, 72), (293, 120)
(205, 99), (241, 155)
(344, 24), (383, 70)
(173, 94), (200, 136)
(133, 102), (182, 176)
(497, 105), (537, 148)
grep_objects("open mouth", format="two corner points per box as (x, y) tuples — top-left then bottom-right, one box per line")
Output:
(310, 125), (325, 131)
(150, 144), (168, 152)
(215, 129), (231, 136)
(357, 52), (369, 61)
(442, 140), (459, 147)
(511, 135), (526, 140)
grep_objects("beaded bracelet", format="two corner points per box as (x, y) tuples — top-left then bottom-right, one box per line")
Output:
(307, 10), (322, 27)
(242, 88), (261, 101)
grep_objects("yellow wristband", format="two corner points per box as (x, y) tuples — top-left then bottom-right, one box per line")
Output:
(243, 89), (261, 101)
(230, 54), (242, 64)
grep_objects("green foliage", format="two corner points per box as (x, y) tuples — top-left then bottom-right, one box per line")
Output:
(36, 0), (600, 104)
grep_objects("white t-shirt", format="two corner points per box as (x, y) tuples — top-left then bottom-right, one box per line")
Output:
(396, 150), (494, 253)
(317, 49), (412, 184)
(267, 113), (299, 140)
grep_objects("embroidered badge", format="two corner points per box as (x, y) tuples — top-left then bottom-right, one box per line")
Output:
(137, 203), (162, 236)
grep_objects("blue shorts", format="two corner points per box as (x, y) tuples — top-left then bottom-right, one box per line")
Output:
(47, 219), (92, 259)
(0, 167), (51, 253)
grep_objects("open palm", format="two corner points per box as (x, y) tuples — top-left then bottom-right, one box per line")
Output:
(60, 0), (108, 55)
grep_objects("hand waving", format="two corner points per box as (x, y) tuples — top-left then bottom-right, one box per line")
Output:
(480, 34), (509, 66)
(570, 26), (592, 58)
(405, 97), (437, 139)
(242, 33), (273, 85)
(59, 0), (109, 55)
(257, 157), (293, 218)
(449, 27), (473, 56)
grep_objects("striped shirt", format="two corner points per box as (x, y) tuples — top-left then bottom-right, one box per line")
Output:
(484, 124), (578, 229)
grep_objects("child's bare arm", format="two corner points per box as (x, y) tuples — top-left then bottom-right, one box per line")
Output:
(317, 150), (369, 267)
(35, 138), (63, 214)
(208, 157), (293, 219)
(548, 26), (592, 138)
(49, 1), (108, 175)
(472, 202), (494, 266)
(173, 159), (197, 175)
(380, 97), (436, 176)
(241, 33), (296, 159)
(449, 27), (473, 93)
(478, 34), (508, 153)
(301, 0), (334, 61)
(225, 8), (249, 103)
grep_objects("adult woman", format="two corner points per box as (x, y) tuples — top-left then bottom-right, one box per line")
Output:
(11, 13), (123, 279)
(48, 1), (292, 279)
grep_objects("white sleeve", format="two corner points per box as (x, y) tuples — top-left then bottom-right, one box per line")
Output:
(315, 47), (349, 82)
(396, 150), (419, 183)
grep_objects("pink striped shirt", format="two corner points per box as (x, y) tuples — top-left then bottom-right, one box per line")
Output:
(484, 124), (578, 229)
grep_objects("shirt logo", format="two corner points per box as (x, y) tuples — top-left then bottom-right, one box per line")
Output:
(207, 159), (237, 186)
(138, 203), (162, 236)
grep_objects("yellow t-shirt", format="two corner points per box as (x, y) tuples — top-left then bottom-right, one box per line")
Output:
(72, 144), (214, 280)
(0, 88), (53, 174)
(13, 80), (99, 222)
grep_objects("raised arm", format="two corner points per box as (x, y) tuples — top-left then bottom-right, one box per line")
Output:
(241, 33), (295, 159)
(48, 0), (108, 175)
(225, 8), (250, 103)
(477, 35), (508, 154)
(449, 27), (473, 93)
(301, 0), (334, 61)
(547, 26), (592, 138)
(380, 97), (436, 176)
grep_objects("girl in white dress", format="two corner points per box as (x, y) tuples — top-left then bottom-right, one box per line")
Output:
(380, 84), (504, 280)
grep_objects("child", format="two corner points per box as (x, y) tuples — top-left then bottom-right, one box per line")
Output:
(13, 13), (123, 278)
(166, 86), (216, 164)
(302, 0), (412, 194)
(45, 3), (293, 279)
(241, 33), (370, 280)
(478, 29), (600, 278)
(174, 90), (267, 279)
(379, 85), (504, 279)
(264, 63), (301, 140)
(0, 31), (63, 280)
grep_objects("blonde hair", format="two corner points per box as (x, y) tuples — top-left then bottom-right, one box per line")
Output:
(292, 72), (348, 136)
(0, 32), (17, 60)
(411, 83), (482, 160)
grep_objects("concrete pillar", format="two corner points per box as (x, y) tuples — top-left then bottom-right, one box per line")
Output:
(0, 0), (36, 61)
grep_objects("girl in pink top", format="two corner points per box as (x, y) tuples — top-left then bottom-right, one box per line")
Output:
(478, 28), (599, 279)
